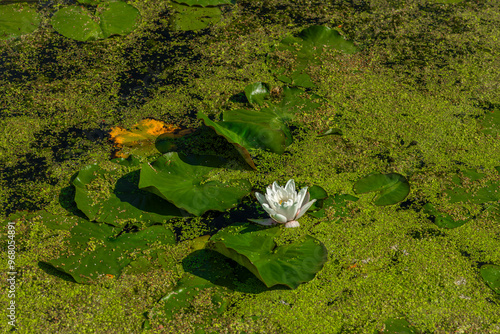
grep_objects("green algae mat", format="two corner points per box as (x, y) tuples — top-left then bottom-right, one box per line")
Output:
(1, 0), (500, 333)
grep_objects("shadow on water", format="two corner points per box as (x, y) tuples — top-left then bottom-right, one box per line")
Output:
(182, 248), (289, 294)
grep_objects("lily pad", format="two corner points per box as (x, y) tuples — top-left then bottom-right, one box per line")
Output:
(481, 108), (500, 136)
(138, 152), (252, 216)
(51, 2), (140, 41)
(98, 1), (141, 39)
(269, 25), (358, 87)
(172, 0), (232, 6)
(480, 264), (500, 295)
(353, 173), (410, 206)
(73, 163), (185, 227)
(109, 118), (194, 158)
(0, 3), (40, 40)
(47, 221), (175, 284)
(244, 82), (270, 106)
(169, 2), (221, 31)
(380, 318), (419, 333)
(422, 203), (469, 229)
(208, 222), (328, 289)
(309, 194), (359, 221)
(198, 111), (288, 169)
(444, 169), (500, 204)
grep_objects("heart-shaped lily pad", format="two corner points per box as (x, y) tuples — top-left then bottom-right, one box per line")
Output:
(0, 3), (40, 40)
(198, 111), (288, 169)
(73, 163), (185, 227)
(138, 152), (252, 216)
(51, 2), (140, 41)
(208, 222), (328, 289)
(353, 173), (410, 206)
(479, 264), (500, 295)
(47, 220), (175, 284)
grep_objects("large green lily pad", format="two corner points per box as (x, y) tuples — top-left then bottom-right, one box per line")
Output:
(198, 111), (288, 169)
(208, 222), (328, 289)
(51, 2), (140, 41)
(73, 163), (185, 227)
(169, 2), (221, 31)
(47, 221), (175, 284)
(480, 264), (500, 295)
(138, 152), (252, 216)
(0, 3), (40, 40)
(353, 173), (410, 206)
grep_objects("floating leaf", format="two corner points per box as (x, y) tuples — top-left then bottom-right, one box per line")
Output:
(208, 222), (328, 289)
(308, 184), (329, 210)
(380, 318), (419, 333)
(0, 3), (40, 40)
(98, 1), (141, 39)
(138, 152), (252, 216)
(172, 0), (232, 6)
(51, 5), (104, 41)
(73, 163), (185, 227)
(353, 173), (410, 206)
(481, 108), (500, 136)
(422, 203), (469, 229)
(480, 264), (500, 295)
(198, 111), (288, 169)
(110, 119), (193, 158)
(244, 82), (270, 106)
(169, 2), (221, 31)
(47, 221), (175, 283)
(50, 1), (140, 41)
(309, 194), (359, 221)
(444, 169), (500, 204)
(269, 25), (358, 87)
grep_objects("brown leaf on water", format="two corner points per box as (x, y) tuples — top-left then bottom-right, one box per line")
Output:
(109, 118), (194, 158)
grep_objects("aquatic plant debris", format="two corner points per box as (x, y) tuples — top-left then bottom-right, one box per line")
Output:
(110, 118), (193, 158)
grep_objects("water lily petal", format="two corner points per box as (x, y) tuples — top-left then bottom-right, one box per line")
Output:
(262, 203), (277, 216)
(270, 213), (288, 223)
(284, 179), (295, 194)
(255, 192), (268, 206)
(296, 187), (308, 208)
(300, 190), (310, 207)
(279, 201), (299, 221)
(295, 199), (317, 220)
(284, 220), (300, 228)
(248, 218), (277, 226)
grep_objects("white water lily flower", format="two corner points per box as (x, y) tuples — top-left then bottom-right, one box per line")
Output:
(249, 179), (316, 228)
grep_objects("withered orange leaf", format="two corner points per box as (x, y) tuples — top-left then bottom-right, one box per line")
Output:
(109, 119), (194, 158)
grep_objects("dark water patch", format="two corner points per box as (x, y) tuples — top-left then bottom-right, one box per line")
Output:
(116, 26), (204, 109)
(1, 153), (57, 216)
(32, 125), (108, 163)
(407, 227), (446, 240)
